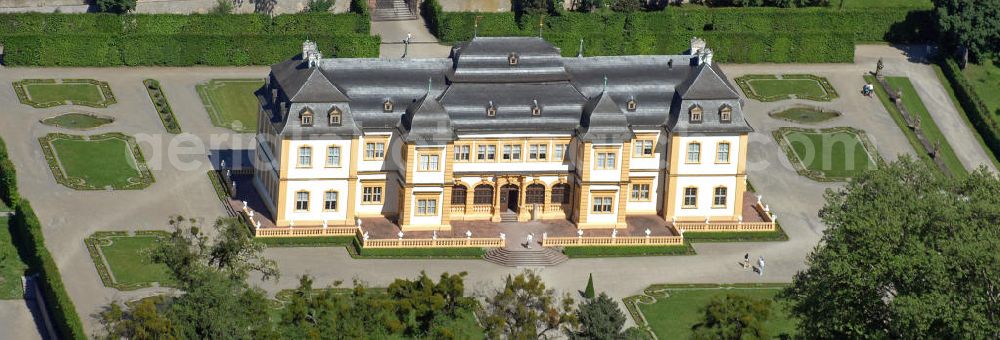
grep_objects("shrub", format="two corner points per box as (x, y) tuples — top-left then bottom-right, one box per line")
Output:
(937, 58), (1000, 163)
(0, 137), (19, 208)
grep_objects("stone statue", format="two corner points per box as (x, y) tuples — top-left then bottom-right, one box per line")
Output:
(876, 58), (884, 78)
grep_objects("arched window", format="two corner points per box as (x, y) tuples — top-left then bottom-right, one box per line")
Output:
(526, 184), (545, 204)
(626, 97), (637, 111)
(451, 185), (467, 205)
(689, 105), (703, 123)
(473, 184), (494, 204)
(383, 99), (394, 112)
(300, 108), (314, 126)
(719, 105), (732, 123)
(508, 53), (519, 65)
(551, 183), (570, 204)
(328, 106), (342, 126)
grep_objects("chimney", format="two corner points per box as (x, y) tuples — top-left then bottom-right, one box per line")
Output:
(689, 37), (706, 56)
(703, 48), (714, 65)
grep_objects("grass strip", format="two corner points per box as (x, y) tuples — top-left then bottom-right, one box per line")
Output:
(931, 64), (1000, 170)
(562, 242), (695, 258)
(684, 222), (789, 242)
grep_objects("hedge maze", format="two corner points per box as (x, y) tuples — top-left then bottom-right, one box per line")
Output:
(13, 79), (117, 108)
(38, 133), (154, 190)
(735, 74), (839, 102)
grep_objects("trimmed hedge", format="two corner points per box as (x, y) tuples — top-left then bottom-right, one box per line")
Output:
(423, 7), (932, 63)
(0, 138), (18, 209)
(0, 13), (378, 66)
(937, 58), (1000, 164)
(562, 243), (695, 257)
(11, 201), (87, 339)
(256, 235), (355, 247)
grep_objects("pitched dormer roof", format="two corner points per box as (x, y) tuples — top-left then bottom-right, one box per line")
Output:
(676, 63), (739, 100)
(291, 67), (349, 102)
(401, 93), (455, 144)
(579, 91), (634, 143)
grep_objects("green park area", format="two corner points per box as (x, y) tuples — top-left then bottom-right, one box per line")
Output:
(769, 106), (841, 124)
(775, 127), (878, 181)
(735, 74), (839, 102)
(0, 217), (28, 299)
(13, 79), (117, 108)
(40, 113), (114, 130)
(632, 284), (796, 339)
(964, 60), (1000, 118)
(39, 133), (153, 190)
(85, 232), (176, 291)
(197, 79), (265, 133)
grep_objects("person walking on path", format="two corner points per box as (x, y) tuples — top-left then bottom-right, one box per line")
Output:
(743, 252), (751, 269)
(758, 256), (765, 276)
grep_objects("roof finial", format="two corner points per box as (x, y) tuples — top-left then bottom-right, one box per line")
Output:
(603, 75), (608, 92)
(577, 38), (584, 58)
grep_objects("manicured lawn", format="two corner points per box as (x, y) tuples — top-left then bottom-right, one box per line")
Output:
(637, 285), (796, 339)
(776, 127), (877, 181)
(40, 113), (113, 130)
(932, 65), (1000, 169)
(881, 76), (967, 176)
(769, 106), (840, 124)
(25, 83), (103, 104)
(964, 60), (1000, 119)
(98, 234), (175, 288)
(0, 217), (28, 299)
(50, 137), (139, 188)
(197, 79), (265, 133)
(736, 74), (838, 102)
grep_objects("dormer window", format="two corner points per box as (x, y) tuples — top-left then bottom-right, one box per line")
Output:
(329, 106), (342, 126)
(508, 53), (519, 66)
(487, 101), (496, 117)
(626, 97), (637, 111)
(531, 100), (540, 116)
(719, 105), (732, 123)
(383, 99), (393, 112)
(689, 105), (703, 123)
(300, 108), (314, 126)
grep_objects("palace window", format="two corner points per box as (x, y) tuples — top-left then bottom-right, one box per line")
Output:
(451, 185), (467, 205)
(383, 99), (394, 112)
(686, 143), (701, 163)
(526, 184), (545, 204)
(592, 195), (614, 213)
(716, 142), (730, 163)
(631, 183), (651, 201)
(683, 187), (698, 208)
(454, 145), (470, 161)
(416, 198), (437, 215)
(634, 139), (654, 157)
(295, 191), (309, 211)
(326, 146), (341, 167)
(529, 144), (548, 160)
(503, 144), (522, 161)
(362, 185), (383, 204)
(328, 107), (342, 126)
(324, 191), (339, 211)
(297, 146), (312, 167)
(365, 141), (386, 160)
(300, 108), (314, 126)
(596, 151), (617, 169)
(477, 145), (496, 161)
(689, 105), (703, 123)
(551, 184), (570, 204)
(713, 187), (727, 207)
(719, 105), (732, 123)
(554, 144), (567, 161)
(419, 154), (440, 171)
(473, 184), (494, 204)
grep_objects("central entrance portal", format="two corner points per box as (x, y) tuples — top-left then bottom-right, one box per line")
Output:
(499, 184), (519, 213)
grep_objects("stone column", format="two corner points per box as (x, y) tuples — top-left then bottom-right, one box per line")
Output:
(518, 177), (529, 222)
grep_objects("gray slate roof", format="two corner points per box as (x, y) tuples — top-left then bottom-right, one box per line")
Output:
(263, 37), (752, 140)
(579, 90), (634, 143)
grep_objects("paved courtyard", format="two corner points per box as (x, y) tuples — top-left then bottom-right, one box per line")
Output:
(0, 42), (993, 335)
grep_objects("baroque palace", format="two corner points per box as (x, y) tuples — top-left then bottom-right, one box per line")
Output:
(252, 36), (753, 232)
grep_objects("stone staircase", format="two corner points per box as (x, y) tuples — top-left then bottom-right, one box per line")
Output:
(483, 247), (569, 267)
(500, 211), (518, 223)
(371, 0), (416, 21)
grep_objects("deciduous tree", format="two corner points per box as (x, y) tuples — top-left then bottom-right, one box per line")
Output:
(933, 0), (1000, 62)
(480, 271), (578, 339)
(691, 294), (771, 340)
(783, 157), (1000, 338)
